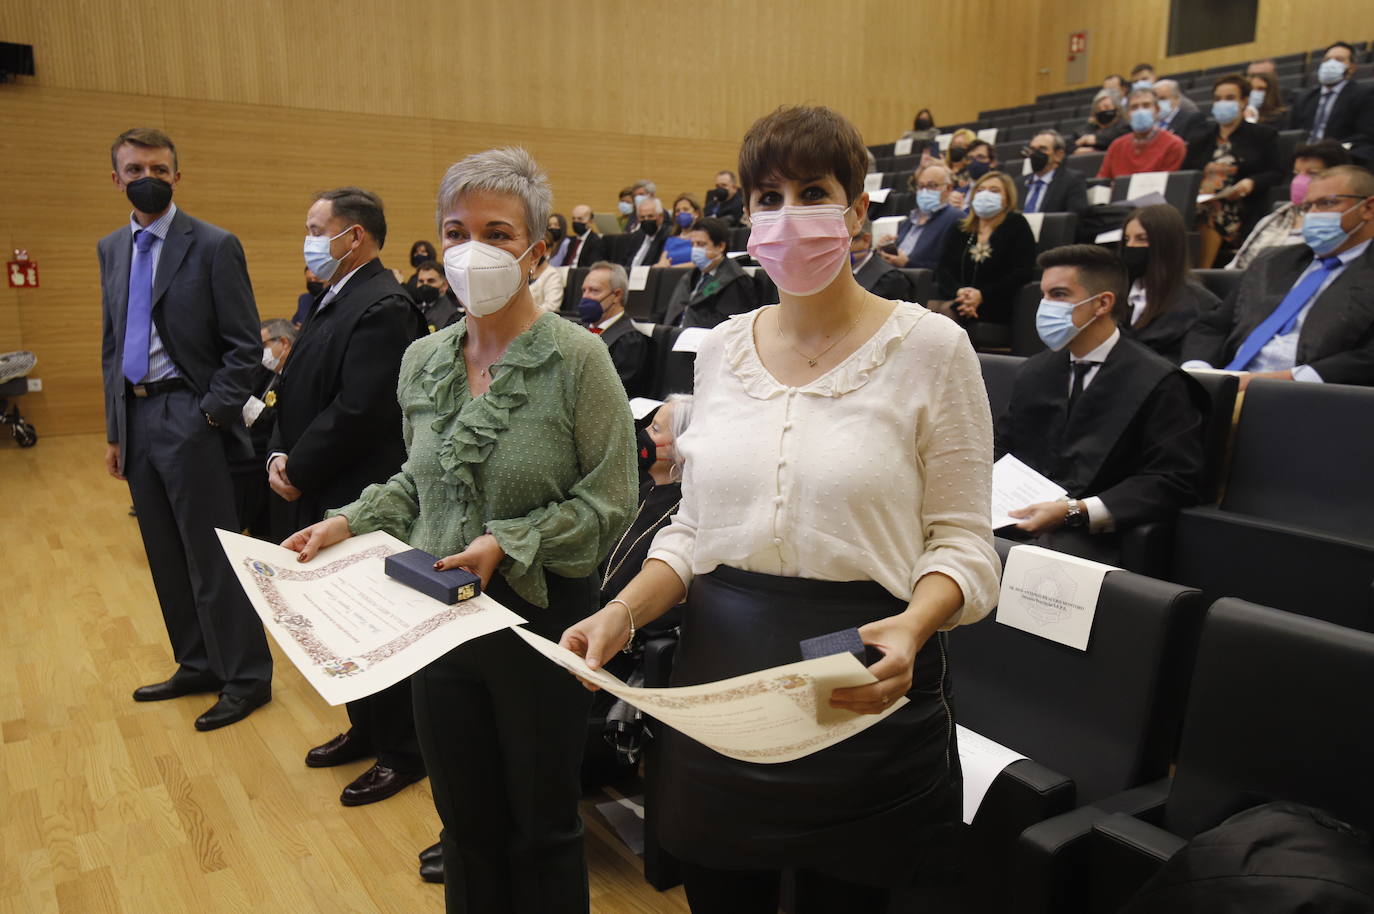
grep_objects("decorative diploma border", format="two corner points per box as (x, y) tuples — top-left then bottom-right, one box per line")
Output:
(241, 547), (490, 679)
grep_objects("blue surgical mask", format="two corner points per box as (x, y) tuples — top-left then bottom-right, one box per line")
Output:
(302, 226), (355, 282)
(577, 295), (606, 326)
(1157, 98), (1174, 118)
(1248, 89), (1266, 110)
(618, 200), (633, 216)
(916, 188), (945, 214)
(971, 190), (1003, 219)
(1129, 108), (1155, 132)
(690, 245), (712, 271)
(1318, 58), (1346, 86)
(675, 211), (694, 229)
(1302, 199), (1368, 255)
(1035, 294), (1100, 350)
(1133, 79), (1154, 91)
(1211, 100), (1241, 124)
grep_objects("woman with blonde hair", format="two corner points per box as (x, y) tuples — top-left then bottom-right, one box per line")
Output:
(934, 170), (1037, 329)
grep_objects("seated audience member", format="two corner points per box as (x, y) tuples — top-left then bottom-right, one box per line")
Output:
(662, 217), (757, 329)
(1102, 74), (1126, 95)
(934, 170), (1036, 329)
(411, 260), (462, 331)
(945, 127), (978, 190)
(1076, 88), (1129, 152)
(996, 244), (1205, 565)
(294, 266), (324, 328)
(876, 162), (963, 270)
(616, 186), (636, 231)
(566, 204), (608, 267)
(546, 212), (573, 266)
(1244, 71), (1288, 126)
(1120, 205), (1220, 362)
(528, 250), (565, 313)
(1290, 42), (1371, 160)
(1154, 80), (1207, 140)
(659, 193), (703, 266)
(959, 139), (997, 189)
(1017, 130), (1089, 217)
(401, 240), (438, 294)
(1182, 165), (1374, 388)
(1099, 88), (1187, 179)
(233, 318), (297, 537)
(703, 171), (745, 226)
(900, 108), (940, 148)
(850, 220), (916, 300)
(1227, 141), (1352, 270)
(1187, 75), (1282, 267)
(623, 197), (671, 268)
(624, 180), (657, 233)
(1245, 58), (1277, 80)
(578, 261), (650, 396)
(1130, 63), (1157, 91)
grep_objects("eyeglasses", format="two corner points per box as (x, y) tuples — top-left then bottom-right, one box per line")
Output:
(915, 182), (949, 191)
(1296, 194), (1369, 214)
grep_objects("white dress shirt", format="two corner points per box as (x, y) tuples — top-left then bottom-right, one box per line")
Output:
(1067, 327), (1121, 533)
(647, 302), (1000, 627)
(1127, 279), (1148, 325)
(1024, 168), (1057, 214)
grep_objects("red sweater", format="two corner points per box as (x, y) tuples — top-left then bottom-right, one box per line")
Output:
(1098, 129), (1187, 179)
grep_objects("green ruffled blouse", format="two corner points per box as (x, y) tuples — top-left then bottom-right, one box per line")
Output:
(329, 312), (638, 609)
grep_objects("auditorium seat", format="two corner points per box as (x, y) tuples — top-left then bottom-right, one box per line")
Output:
(977, 353), (1023, 420)
(1169, 379), (1374, 632)
(1275, 128), (1305, 167)
(726, 226), (751, 253)
(1190, 268), (1241, 305)
(602, 233), (634, 267)
(560, 266), (591, 315)
(1111, 170), (1203, 224)
(869, 190), (914, 220)
(1015, 599), (1374, 914)
(1009, 282), (1047, 357)
(899, 268), (935, 305)
(1023, 212), (1079, 256)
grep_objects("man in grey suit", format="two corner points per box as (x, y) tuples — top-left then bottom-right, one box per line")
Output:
(99, 128), (273, 731)
(1182, 165), (1374, 389)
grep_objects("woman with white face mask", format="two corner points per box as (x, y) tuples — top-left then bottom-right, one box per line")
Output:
(560, 105), (1000, 913)
(281, 146), (638, 914)
(933, 170), (1037, 337)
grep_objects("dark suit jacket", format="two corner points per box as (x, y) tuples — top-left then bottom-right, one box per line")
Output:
(892, 204), (963, 271)
(1287, 81), (1368, 147)
(99, 207), (261, 467)
(1015, 166), (1090, 218)
(1184, 121), (1282, 232)
(1162, 109), (1208, 144)
(1180, 241), (1374, 385)
(268, 258), (426, 522)
(995, 336), (1205, 529)
(704, 190), (745, 226)
(598, 313), (651, 397)
(661, 256), (758, 329)
(936, 212), (1038, 325)
(1123, 280), (1221, 364)
(568, 231), (607, 268)
(853, 254), (916, 300)
(621, 224), (671, 269)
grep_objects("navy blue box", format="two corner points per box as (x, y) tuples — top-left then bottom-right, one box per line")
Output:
(799, 627), (882, 667)
(384, 548), (482, 604)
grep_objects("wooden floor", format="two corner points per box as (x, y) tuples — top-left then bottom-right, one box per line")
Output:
(0, 432), (691, 914)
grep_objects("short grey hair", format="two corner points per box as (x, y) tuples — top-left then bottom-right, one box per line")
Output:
(1033, 130), (1066, 152)
(1153, 78), (1180, 100)
(261, 318), (297, 343)
(665, 393), (694, 475)
(636, 179), (657, 196)
(1127, 87), (1158, 106)
(642, 197), (665, 215)
(435, 146), (552, 245)
(588, 260), (628, 297)
(1093, 87), (1124, 109)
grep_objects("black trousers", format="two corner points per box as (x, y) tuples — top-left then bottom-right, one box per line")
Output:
(412, 572), (596, 914)
(680, 863), (891, 914)
(345, 679), (423, 775)
(124, 389), (273, 696)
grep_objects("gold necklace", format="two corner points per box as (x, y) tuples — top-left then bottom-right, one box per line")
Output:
(601, 488), (681, 589)
(776, 294), (870, 368)
(466, 314), (538, 377)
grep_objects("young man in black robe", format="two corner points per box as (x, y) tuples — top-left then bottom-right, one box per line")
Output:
(995, 244), (1207, 565)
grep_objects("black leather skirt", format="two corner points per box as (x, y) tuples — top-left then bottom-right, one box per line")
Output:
(658, 565), (962, 885)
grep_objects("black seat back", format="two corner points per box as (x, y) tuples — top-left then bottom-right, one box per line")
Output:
(978, 353), (1024, 422)
(1183, 370), (1239, 504)
(1112, 170), (1204, 225)
(899, 268), (935, 305)
(1191, 268), (1241, 305)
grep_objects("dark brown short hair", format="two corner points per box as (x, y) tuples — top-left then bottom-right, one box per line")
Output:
(111, 127), (178, 171)
(1036, 244), (1128, 306)
(739, 106), (869, 205)
(314, 187), (388, 248)
(688, 217), (730, 247)
(1292, 141), (1351, 169)
(1212, 74), (1249, 99)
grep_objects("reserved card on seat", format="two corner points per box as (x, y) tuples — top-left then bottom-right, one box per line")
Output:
(996, 545), (1117, 651)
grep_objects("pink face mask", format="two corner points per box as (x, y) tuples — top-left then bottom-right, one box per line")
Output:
(1290, 173), (1313, 208)
(746, 204), (852, 296)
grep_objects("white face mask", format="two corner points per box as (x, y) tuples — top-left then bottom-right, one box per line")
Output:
(261, 346), (280, 371)
(443, 240), (536, 317)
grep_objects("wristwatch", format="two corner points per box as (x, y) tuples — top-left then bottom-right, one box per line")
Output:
(1064, 498), (1087, 528)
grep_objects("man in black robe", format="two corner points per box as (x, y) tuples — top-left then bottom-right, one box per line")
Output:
(995, 244), (1206, 565)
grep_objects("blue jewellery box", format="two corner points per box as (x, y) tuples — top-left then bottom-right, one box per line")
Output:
(384, 549), (482, 604)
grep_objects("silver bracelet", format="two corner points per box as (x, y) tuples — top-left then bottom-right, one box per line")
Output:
(606, 598), (636, 654)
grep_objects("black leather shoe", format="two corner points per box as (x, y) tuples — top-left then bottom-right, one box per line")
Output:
(419, 856), (444, 884)
(418, 841), (442, 863)
(305, 732), (373, 768)
(133, 674), (222, 702)
(340, 763), (423, 807)
(194, 690), (271, 731)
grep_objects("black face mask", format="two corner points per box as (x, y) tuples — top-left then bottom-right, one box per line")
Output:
(640, 219), (659, 236)
(411, 250), (432, 268)
(948, 146), (967, 164)
(572, 220), (589, 236)
(635, 428), (657, 476)
(126, 176), (174, 214)
(548, 228), (565, 243)
(413, 283), (441, 304)
(1027, 150), (1051, 173)
(1094, 109), (1118, 125)
(1121, 245), (1150, 280)
(306, 280), (325, 296)
(915, 117), (933, 130)
(966, 159), (992, 181)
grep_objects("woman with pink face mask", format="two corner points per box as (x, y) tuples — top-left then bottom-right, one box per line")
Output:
(1225, 140), (1352, 270)
(560, 105), (1000, 913)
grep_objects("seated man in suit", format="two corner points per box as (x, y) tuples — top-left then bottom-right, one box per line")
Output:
(1153, 80), (1207, 141)
(997, 244), (1205, 565)
(567, 204), (607, 268)
(1290, 42), (1372, 162)
(703, 170), (745, 226)
(849, 220), (915, 300)
(876, 162), (963, 270)
(578, 261), (650, 397)
(623, 196), (671, 269)
(1182, 165), (1374, 388)
(1017, 130), (1089, 218)
(661, 217), (757, 329)
(411, 260), (461, 332)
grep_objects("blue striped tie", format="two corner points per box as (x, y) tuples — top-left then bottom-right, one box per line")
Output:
(1225, 256), (1341, 370)
(121, 230), (157, 384)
